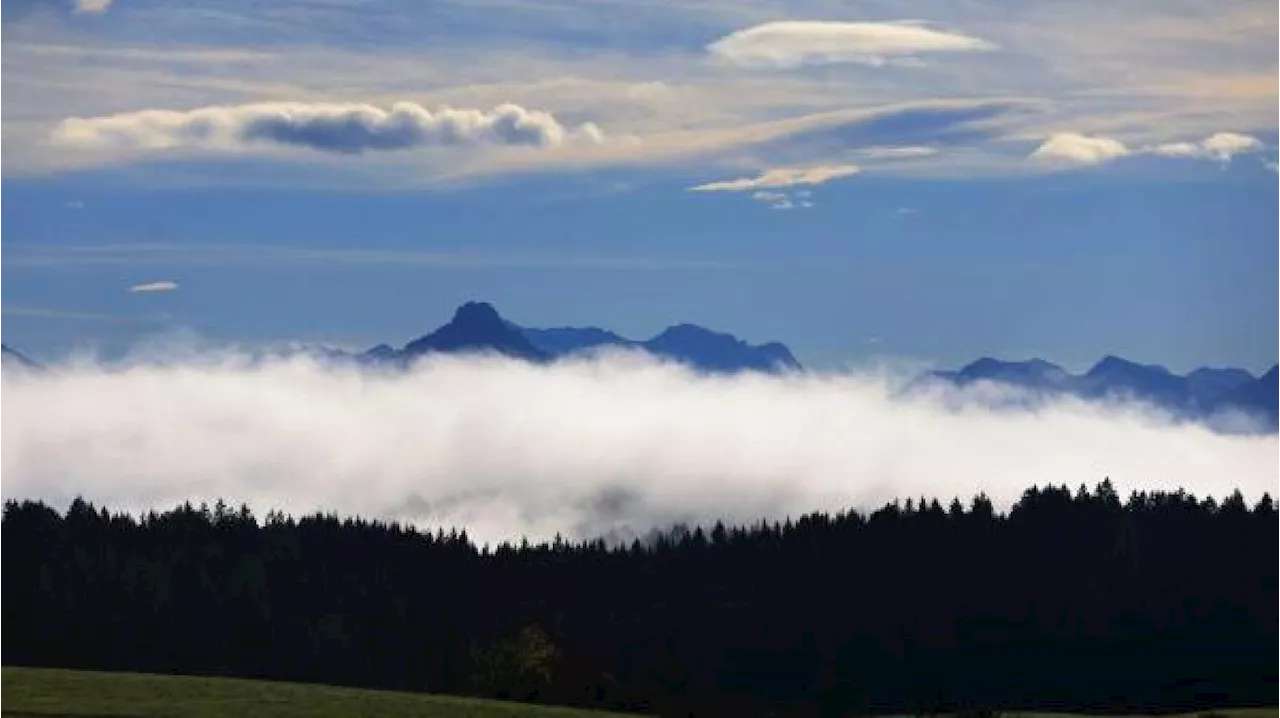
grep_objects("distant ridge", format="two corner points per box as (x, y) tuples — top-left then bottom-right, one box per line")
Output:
(5, 304), (1274, 432)
(357, 301), (801, 374)
(520, 321), (801, 374)
(925, 356), (1279, 430)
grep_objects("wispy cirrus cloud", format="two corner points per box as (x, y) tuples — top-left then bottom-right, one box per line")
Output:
(6, 243), (742, 272)
(708, 21), (997, 69)
(855, 146), (939, 160)
(52, 102), (605, 155)
(1, 0), (1274, 185)
(1030, 131), (1266, 166)
(128, 280), (179, 293)
(689, 165), (860, 192)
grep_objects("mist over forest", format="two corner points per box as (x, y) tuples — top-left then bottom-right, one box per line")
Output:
(4, 350), (1275, 544)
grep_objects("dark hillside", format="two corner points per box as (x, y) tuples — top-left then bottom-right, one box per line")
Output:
(3, 483), (1275, 717)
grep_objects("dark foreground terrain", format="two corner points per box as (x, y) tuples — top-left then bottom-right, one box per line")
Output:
(2, 668), (1275, 718)
(0, 667), (637, 717)
(4, 482), (1276, 717)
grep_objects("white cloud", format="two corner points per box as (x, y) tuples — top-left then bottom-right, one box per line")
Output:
(128, 281), (178, 293)
(690, 165), (860, 192)
(857, 146), (940, 159)
(74, 0), (112, 14)
(1152, 132), (1265, 161)
(1032, 131), (1266, 166)
(51, 102), (606, 155)
(708, 21), (997, 69)
(2, 352), (1273, 545)
(1029, 132), (1131, 165)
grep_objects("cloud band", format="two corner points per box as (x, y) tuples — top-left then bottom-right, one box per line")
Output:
(1031, 131), (1264, 166)
(52, 102), (606, 155)
(689, 165), (860, 192)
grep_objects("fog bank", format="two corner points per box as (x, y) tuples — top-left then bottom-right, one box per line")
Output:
(3, 352), (1275, 544)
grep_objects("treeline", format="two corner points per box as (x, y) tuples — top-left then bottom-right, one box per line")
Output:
(3, 482), (1276, 717)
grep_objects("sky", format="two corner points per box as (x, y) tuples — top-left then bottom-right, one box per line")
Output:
(2, 0), (1278, 374)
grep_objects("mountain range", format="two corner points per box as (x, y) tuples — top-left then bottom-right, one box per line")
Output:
(359, 301), (802, 374)
(924, 356), (1278, 430)
(4, 301), (1275, 430)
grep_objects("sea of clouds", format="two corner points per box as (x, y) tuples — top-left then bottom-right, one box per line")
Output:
(3, 350), (1276, 545)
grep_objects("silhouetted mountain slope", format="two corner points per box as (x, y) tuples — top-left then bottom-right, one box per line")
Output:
(352, 302), (798, 373)
(519, 326), (636, 356)
(1182, 366), (1254, 406)
(640, 324), (800, 373)
(400, 302), (549, 363)
(517, 321), (801, 374)
(933, 357), (1071, 390)
(1076, 355), (1189, 406)
(1, 344), (38, 369)
(1224, 365), (1279, 428)
(360, 343), (398, 363)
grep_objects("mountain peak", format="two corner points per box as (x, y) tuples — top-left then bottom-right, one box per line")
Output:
(1087, 355), (1171, 377)
(652, 323), (726, 341)
(401, 301), (548, 362)
(948, 357), (1069, 389)
(452, 301), (504, 329)
(644, 324), (798, 373)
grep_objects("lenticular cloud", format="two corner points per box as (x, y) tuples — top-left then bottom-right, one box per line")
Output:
(708, 21), (996, 69)
(51, 102), (605, 155)
(2, 352), (1275, 545)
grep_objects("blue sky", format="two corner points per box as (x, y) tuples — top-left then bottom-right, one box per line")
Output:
(2, 0), (1276, 372)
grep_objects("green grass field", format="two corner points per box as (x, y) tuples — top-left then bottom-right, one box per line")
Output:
(3, 667), (1277, 718)
(1, 667), (639, 718)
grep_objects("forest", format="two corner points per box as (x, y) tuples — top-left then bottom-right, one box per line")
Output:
(3, 481), (1276, 717)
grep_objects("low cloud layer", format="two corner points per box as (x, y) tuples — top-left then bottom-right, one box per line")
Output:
(1031, 131), (1265, 166)
(127, 280), (178, 293)
(689, 165), (860, 192)
(709, 21), (996, 69)
(3, 352), (1274, 546)
(51, 102), (606, 155)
